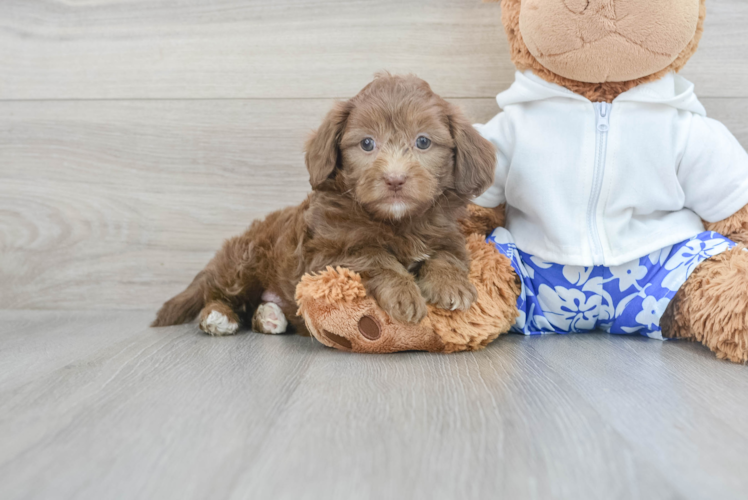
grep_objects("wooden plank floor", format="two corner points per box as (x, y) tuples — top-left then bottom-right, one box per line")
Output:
(1, 310), (746, 500)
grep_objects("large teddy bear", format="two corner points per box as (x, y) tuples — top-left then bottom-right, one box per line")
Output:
(292, 0), (748, 363)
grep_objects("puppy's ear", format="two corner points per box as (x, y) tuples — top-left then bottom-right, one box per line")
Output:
(447, 104), (496, 198)
(305, 101), (352, 190)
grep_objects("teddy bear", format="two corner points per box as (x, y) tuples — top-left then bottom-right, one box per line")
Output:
(290, 0), (748, 363)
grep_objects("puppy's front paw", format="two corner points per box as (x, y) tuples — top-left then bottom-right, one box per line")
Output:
(377, 283), (428, 324)
(419, 275), (477, 312)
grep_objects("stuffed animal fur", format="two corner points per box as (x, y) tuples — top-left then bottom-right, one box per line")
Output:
(293, 0), (748, 362)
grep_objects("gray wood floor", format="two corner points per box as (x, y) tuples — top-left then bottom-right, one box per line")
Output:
(1, 310), (746, 500)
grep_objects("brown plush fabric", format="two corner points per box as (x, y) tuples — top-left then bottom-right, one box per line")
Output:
(296, 234), (520, 354)
(486, 0), (706, 102)
(459, 203), (506, 236)
(662, 245), (748, 363)
(518, 0), (700, 83)
(705, 204), (748, 245)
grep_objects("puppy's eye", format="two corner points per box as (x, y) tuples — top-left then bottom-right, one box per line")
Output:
(416, 136), (432, 150)
(360, 138), (376, 152)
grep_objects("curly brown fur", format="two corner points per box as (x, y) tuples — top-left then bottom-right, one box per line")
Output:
(485, 0), (706, 102)
(705, 204), (748, 245)
(152, 74), (496, 335)
(662, 245), (748, 363)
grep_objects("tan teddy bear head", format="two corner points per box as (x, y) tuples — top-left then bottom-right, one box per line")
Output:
(487, 0), (706, 101)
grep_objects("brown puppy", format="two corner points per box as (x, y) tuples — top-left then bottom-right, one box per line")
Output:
(152, 74), (496, 336)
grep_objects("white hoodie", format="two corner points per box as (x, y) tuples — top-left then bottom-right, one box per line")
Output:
(473, 70), (748, 267)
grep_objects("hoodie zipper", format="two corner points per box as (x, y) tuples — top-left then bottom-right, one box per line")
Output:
(587, 102), (611, 265)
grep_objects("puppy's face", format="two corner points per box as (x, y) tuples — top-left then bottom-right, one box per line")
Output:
(305, 75), (496, 221)
(338, 93), (455, 220)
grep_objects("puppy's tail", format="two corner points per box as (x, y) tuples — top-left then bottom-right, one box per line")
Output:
(151, 272), (207, 327)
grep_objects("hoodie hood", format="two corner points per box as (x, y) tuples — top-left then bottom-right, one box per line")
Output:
(497, 70), (707, 116)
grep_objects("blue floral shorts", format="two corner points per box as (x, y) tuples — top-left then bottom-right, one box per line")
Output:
(487, 228), (736, 339)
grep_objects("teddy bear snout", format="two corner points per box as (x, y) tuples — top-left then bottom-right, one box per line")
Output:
(520, 0), (701, 83)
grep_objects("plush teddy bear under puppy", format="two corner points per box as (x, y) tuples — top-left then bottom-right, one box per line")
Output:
(294, 0), (748, 363)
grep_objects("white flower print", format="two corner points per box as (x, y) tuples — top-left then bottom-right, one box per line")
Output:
(661, 237), (732, 291)
(609, 260), (648, 292)
(635, 296), (671, 328)
(537, 284), (600, 332)
(599, 321), (613, 333)
(529, 256), (554, 269)
(515, 255), (535, 280)
(582, 277), (614, 323)
(614, 287), (649, 318)
(489, 227), (514, 245)
(648, 245), (673, 266)
(530, 313), (555, 332)
(562, 265), (593, 286)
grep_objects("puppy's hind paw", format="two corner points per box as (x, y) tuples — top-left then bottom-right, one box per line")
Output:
(199, 303), (240, 336)
(200, 311), (239, 336)
(252, 302), (288, 335)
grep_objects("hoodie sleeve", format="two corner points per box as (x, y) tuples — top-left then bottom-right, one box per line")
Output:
(678, 114), (748, 223)
(471, 111), (515, 208)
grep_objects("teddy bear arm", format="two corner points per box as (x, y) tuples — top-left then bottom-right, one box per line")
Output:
(295, 234), (521, 354)
(703, 203), (748, 245)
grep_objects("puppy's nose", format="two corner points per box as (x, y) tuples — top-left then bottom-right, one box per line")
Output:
(384, 173), (407, 191)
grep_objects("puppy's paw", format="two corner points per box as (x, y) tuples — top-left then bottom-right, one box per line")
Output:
(199, 304), (240, 336)
(377, 283), (428, 324)
(252, 302), (288, 335)
(419, 275), (477, 312)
